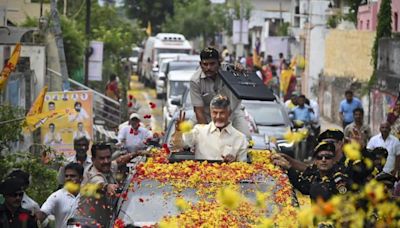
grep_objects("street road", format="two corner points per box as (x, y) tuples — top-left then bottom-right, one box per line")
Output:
(127, 75), (164, 133)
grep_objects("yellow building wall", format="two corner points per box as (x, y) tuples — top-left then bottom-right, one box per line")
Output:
(324, 30), (375, 82)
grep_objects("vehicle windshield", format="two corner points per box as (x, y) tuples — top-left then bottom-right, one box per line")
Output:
(244, 103), (287, 126)
(132, 50), (139, 57)
(160, 61), (169, 73)
(169, 81), (190, 97)
(168, 61), (198, 72)
(116, 178), (279, 226)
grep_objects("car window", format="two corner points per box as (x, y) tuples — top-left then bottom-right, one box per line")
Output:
(244, 103), (287, 125)
(169, 81), (190, 97)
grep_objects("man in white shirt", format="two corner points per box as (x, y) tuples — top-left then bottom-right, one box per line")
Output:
(58, 137), (92, 186)
(367, 122), (400, 174)
(173, 95), (248, 162)
(117, 113), (152, 153)
(37, 163), (83, 228)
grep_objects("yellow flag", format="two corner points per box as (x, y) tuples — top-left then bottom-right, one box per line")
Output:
(253, 48), (261, 68)
(27, 86), (48, 117)
(146, 21), (152, 36)
(0, 43), (22, 90)
(24, 109), (75, 132)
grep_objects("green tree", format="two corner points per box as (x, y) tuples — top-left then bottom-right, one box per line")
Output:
(372, 0), (392, 70)
(60, 17), (85, 82)
(346, 0), (363, 25)
(162, 0), (251, 47)
(0, 105), (24, 151)
(123, 0), (174, 34)
(162, 0), (228, 47)
(0, 151), (60, 205)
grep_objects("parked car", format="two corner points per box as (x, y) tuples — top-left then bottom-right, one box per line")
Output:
(241, 100), (295, 157)
(162, 70), (195, 129)
(128, 47), (142, 74)
(161, 59), (199, 128)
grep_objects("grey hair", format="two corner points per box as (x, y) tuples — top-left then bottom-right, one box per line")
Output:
(210, 94), (230, 109)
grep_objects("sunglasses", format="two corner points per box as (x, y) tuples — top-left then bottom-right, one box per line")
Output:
(7, 191), (24, 198)
(315, 154), (335, 160)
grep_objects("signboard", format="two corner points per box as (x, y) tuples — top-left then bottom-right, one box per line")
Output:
(88, 41), (103, 81)
(42, 91), (93, 158)
(233, 19), (249, 45)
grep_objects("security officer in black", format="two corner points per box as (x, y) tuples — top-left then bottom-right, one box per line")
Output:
(0, 177), (37, 228)
(274, 142), (351, 201)
(318, 129), (372, 188)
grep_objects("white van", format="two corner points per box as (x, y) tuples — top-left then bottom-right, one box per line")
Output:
(140, 33), (192, 87)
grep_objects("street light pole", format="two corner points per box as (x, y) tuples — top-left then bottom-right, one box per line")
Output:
(84, 0), (91, 86)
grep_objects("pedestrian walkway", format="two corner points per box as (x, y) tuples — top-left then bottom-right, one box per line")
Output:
(320, 117), (342, 131)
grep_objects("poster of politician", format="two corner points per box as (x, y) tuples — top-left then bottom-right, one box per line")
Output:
(41, 91), (93, 158)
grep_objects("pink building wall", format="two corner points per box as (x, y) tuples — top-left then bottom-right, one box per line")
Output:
(357, 0), (400, 32)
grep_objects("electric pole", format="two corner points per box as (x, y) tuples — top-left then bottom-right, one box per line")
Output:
(50, 0), (70, 90)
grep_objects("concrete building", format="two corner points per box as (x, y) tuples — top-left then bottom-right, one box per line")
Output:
(358, 0), (400, 32)
(0, 0), (50, 25)
(372, 38), (400, 132)
(248, 0), (292, 53)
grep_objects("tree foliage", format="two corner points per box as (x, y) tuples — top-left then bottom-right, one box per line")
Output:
(346, 0), (363, 25)
(162, 0), (251, 47)
(0, 105), (24, 151)
(60, 16), (85, 81)
(372, 0), (392, 70)
(124, 0), (175, 34)
(0, 151), (61, 205)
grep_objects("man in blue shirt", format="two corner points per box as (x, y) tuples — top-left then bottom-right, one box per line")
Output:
(339, 90), (362, 129)
(290, 95), (315, 124)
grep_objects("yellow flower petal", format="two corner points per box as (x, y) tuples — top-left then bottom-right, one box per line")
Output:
(179, 121), (193, 133)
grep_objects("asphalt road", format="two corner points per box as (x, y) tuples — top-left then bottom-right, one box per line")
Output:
(127, 75), (164, 133)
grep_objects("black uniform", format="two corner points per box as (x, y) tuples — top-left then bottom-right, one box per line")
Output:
(0, 204), (37, 228)
(288, 164), (351, 201)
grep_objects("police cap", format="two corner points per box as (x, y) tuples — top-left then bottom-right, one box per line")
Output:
(313, 141), (336, 157)
(200, 47), (219, 61)
(318, 129), (344, 142)
(0, 177), (24, 195)
(372, 147), (389, 158)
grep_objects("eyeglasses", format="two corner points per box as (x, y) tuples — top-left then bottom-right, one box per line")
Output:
(7, 191), (24, 198)
(315, 154), (335, 160)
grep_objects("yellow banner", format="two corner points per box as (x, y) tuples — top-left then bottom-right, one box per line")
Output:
(27, 86), (48, 116)
(0, 43), (21, 90)
(41, 91), (94, 158)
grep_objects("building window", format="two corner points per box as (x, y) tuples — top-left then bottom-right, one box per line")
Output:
(395, 12), (398, 32)
(367, 20), (370, 30)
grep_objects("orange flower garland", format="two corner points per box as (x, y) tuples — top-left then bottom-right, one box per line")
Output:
(124, 148), (297, 227)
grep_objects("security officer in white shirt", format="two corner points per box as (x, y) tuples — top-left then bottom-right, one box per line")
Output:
(117, 113), (152, 153)
(367, 122), (400, 174)
(37, 163), (83, 228)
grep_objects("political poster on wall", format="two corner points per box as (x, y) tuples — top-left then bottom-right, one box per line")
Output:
(41, 91), (93, 158)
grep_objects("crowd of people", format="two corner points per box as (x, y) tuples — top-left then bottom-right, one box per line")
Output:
(1, 47), (400, 227)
